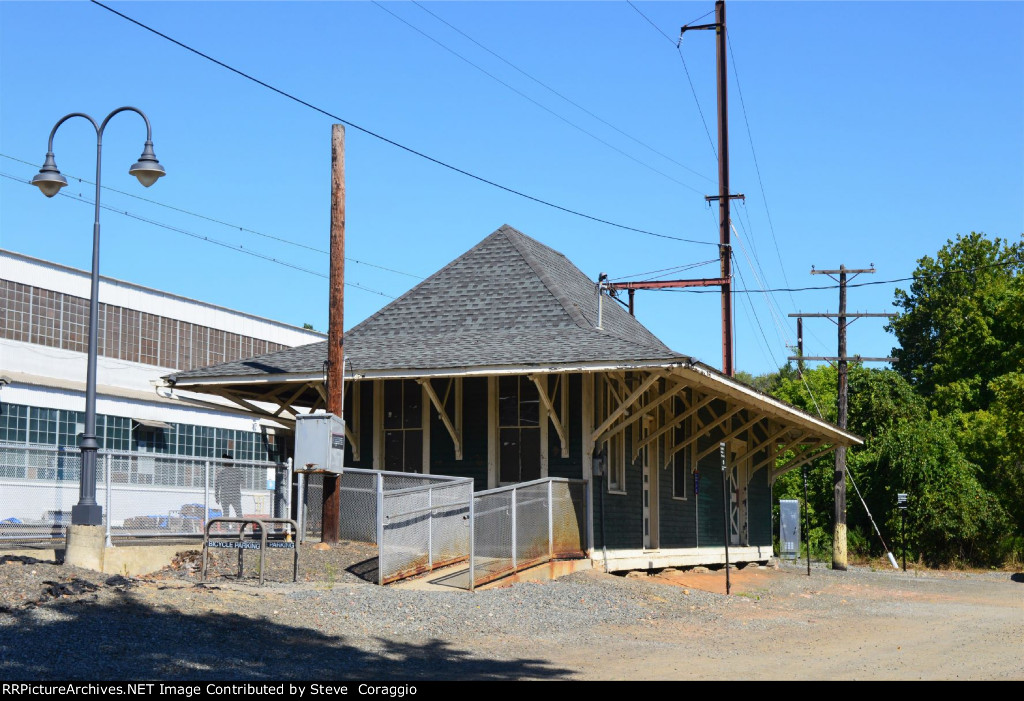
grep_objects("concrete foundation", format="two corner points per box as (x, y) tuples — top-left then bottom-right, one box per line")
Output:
(9, 532), (191, 577)
(64, 525), (106, 571)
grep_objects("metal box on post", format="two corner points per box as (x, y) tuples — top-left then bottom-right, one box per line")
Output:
(294, 413), (345, 473)
(779, 499), (800, 560)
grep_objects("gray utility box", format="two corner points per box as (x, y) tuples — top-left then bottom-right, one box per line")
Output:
(294, 413), (346, 473)
(779, 499), (801, 560)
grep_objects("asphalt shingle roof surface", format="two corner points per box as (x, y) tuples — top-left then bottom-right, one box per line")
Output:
(170, 225), (686, 382)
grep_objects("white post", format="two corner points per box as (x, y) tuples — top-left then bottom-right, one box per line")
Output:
(204, 459), (211, 524)
(297, 471), (306, 544)
(468, 488), (476, 592)
(547, 479), (554, 561)
(104, 453), (112, 547)
(376, 471), (385, 585)
(511, 486), (518, 570)
(427, 486), (433, 569)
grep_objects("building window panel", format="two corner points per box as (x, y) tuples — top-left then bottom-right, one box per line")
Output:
(159, 318), (178, 368)
(30, 288), (61, 348)
(61, 294), (89, 354)
(120, 309), (140, 363)
(599, 376), (627, 493)
(139, 312), (160, 365)
(208, 328), (225, 366)
(0, 403), (29, 444)
(381, 379), (423, 473)
(497, 376), (541, 484)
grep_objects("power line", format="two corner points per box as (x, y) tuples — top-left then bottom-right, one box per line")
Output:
(626, 1), (718, 163)
(650, 255), (1023, 294)
(727, 29), (795, 307)
(372, 0), (704, 194)
(411, 0), (714, 184)
(89, 0), (716, 247)
(0, 153), (425, 280)
(1, 172), (395, 299)
(608, 257), (718, 282)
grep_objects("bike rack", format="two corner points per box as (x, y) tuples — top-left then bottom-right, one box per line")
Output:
(201, 517), (300, 586)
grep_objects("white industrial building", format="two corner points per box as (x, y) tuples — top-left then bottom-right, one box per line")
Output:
(0, 248), (324, 472)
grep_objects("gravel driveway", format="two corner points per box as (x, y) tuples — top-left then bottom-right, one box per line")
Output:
(1, 545), (1020, 681)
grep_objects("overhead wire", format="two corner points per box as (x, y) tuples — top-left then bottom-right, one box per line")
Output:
(90, 0), (716, 247)
(411, 0), (714, 184)
(727, 28), (795, 308)
(625, 2), (718, 163)
(0, 172), (396, 299)
(0, 153), (424, 280)
(373, 1), (705, 195)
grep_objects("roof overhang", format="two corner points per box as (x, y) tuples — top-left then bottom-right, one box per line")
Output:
(168, 356), (862, 448)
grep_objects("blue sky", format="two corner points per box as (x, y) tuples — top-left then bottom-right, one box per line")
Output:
(1, 1), (1021, 377)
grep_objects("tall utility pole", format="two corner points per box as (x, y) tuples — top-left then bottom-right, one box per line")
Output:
(788, 265), (894, 571)
(609, 0), (743, 377)
(322, 124), (346, 545)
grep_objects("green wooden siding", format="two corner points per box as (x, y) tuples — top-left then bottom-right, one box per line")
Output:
(546, 374), (582, 480)
(747, 461), (772, 546)
(429, 377), (489, 491)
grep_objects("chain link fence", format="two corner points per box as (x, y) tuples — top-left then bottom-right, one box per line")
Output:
(0, 443), (290, 544)
(298, 467), (474, 585)
(471, 478), (587, 588)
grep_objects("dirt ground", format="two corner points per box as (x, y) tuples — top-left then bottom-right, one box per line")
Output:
(558, 563), (1024, 681)
(2, 544), (1021, 681)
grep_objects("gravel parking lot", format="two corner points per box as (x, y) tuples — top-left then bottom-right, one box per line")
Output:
(0, 544), (1020, 681)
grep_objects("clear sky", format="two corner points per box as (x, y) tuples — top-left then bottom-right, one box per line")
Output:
(1, 1), (1021, 377)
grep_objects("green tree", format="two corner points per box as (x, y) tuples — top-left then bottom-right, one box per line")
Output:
(889, 232), (1023, 414)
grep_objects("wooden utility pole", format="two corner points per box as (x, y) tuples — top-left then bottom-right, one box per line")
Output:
(322, 124), (346, 544)
(610, 0), (743, 377)
(788, 265), (894, 571)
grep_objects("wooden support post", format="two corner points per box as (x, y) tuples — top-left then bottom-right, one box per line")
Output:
(322, 123), (345, 545)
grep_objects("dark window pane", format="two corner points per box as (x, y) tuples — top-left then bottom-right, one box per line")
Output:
(384, 430), (403, 471)
(498, 376), (518, 426)
(520, 428), (540, 481)
(499, 428), (520, 483)
(383, 381), (402, 429)
(519, 377), (540, 427)
(403, 379), (421, 429)
(674, 454), (687, 498)
(404, 430), (423, 473)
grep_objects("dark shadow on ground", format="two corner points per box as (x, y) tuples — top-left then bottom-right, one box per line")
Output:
(0, 586), (571, 681)
(1011, 572), (1023, 583)
(346, 556), (379, 584)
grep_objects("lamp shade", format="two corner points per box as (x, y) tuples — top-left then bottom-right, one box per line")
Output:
(31, 152), (68, 198)
(128, 140), (165, 187)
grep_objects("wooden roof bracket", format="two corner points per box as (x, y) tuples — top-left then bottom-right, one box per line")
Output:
(529, 374), (569, 459)
(770, 443), (837, 481)
(751, 431), (815, 474)
(694, 411), (764, 463)
(591, 371), (663, 445)
(638, 392), (716, 459)
(419, 378), (463, 460)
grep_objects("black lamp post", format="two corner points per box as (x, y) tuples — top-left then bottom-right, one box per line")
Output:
(32, 107), (165, 526)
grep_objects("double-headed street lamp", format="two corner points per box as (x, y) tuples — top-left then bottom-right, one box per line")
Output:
(32, 107), (166, 526)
